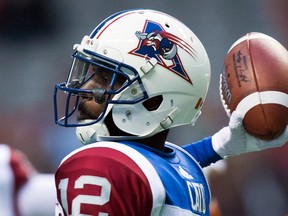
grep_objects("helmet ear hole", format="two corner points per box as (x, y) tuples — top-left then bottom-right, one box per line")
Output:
(142, 95), (163, 111)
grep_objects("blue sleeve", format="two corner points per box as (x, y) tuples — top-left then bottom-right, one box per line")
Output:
(182, 137), (222, 168)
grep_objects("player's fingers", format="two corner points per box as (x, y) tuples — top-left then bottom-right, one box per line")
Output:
(251, 126), (288, 150)
(270, 126), (288, 147)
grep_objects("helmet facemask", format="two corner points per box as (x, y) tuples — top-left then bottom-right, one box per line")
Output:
(54, 49), (148, 128)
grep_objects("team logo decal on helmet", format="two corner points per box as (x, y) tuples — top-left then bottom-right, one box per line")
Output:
(129, 20), (196, 84)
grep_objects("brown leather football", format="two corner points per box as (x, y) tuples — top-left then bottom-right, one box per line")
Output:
(220, 32), (288, 140)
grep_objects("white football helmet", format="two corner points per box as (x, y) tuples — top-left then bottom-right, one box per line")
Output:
(54, 9), (211, 144)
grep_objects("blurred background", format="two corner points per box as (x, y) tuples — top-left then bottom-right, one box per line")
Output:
(0, 0), (287, 215)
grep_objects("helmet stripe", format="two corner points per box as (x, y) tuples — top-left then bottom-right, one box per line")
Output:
(90, 9), (145, 39)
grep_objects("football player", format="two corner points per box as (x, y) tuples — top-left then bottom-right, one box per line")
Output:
(0, 144), (55, 216)
(53, 9), (288, 215)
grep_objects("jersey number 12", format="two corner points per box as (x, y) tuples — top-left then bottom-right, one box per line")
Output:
(58, 175), (111, 216)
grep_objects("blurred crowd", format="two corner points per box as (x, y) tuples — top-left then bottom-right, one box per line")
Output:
(0, 0), (287, 215)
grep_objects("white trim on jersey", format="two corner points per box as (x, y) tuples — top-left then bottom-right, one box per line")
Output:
(0, 144), (15, 216)
(59, 141), (166, 215)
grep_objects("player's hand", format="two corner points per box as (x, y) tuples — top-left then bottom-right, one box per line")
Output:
(212, 111), (288, 158)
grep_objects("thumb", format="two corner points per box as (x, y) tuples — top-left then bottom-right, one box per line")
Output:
(229, 110), (244, 130)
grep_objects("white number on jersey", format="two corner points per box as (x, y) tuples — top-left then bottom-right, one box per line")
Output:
(58, 175), (111, 216)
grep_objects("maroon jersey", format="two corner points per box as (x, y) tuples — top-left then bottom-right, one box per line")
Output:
(55, 141), (211, 215)
(55, 142), (165, 216)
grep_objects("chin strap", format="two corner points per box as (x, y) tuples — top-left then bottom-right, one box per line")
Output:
(76, 108), (180, 144)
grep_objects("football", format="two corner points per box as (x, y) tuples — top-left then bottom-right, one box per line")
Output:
(220, 32), (288, 140)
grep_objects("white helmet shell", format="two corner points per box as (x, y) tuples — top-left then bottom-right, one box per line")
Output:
(55, 9), (211, 144)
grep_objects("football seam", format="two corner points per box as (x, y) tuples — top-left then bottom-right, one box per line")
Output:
(247, 35), (270, 132)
